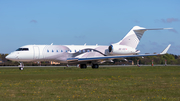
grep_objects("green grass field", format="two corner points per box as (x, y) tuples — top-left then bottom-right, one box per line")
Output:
(0, 66), (179, 101)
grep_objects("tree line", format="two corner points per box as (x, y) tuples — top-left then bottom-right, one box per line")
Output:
(0, 53), (180, 66)
(125, 54), (179, 65)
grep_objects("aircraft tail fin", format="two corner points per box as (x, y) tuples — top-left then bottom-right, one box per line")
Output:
(116, 26), (172, 49)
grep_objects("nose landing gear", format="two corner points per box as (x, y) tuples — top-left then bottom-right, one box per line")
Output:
(18, 62), (24, 70)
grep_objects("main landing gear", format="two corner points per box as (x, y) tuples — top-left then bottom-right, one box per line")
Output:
(18, 62), (24, 70)
(92, 64), (99, 69)
(79, 64), (99, 69)
(80, 64), (87, 69)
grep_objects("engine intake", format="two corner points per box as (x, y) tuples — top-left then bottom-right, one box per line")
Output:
(108, 45), (113, 53)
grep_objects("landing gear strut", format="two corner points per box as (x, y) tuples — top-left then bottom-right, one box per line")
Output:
(18, 62), (24, 70)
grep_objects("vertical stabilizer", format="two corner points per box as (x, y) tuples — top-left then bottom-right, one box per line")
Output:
(116, 26), (146, 49)
(116, 26), (171, 49)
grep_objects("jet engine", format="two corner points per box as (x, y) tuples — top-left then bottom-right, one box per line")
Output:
(108, 44), (140, 55)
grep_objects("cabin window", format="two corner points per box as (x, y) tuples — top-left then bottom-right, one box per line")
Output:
(79, 50), (81, 53)
(52, 50), (54, 52)
(56, 50), (58, 52)
(61, 50), (63, 52)
(75, 50), (76, 52)
(47, 50), (49, 52)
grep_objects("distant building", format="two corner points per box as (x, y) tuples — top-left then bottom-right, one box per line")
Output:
(128, 60), (134, 65)
(0, 58), (3, 63)
(51, 61), (60, 65)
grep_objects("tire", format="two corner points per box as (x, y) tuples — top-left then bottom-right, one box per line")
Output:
(80, 64), (87, 69)
(19, 67), (24, 70)
(92, 64), (99, 69)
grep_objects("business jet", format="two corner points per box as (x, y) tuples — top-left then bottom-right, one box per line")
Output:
(6, 26), (171, 70)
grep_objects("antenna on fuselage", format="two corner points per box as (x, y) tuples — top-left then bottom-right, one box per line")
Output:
(51, 43), (53, 45)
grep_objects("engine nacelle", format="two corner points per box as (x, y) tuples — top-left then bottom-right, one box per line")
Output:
(108, 44), (140, 55)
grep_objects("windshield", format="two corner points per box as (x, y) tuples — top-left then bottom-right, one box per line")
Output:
(16, 48), (29, 51)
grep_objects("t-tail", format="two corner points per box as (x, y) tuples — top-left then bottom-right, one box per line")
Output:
(115, 26), (172, 49)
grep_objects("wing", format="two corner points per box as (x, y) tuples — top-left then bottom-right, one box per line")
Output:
(67, 44), (171, 63)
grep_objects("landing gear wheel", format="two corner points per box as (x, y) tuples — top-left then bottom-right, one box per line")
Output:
(18, 62), (24, 70)
(80, 64), (87, 69)
(92, 64), (99, 69)
(19, 67), (24, 70)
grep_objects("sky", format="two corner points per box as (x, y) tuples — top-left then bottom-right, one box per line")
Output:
(0, 0), (180, 55)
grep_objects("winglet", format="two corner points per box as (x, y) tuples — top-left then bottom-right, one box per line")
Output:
(160, 44), (171, 55)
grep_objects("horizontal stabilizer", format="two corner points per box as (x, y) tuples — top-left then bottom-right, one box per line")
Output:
(134, 28), (173, 31)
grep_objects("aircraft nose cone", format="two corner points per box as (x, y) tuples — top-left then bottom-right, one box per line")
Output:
(6, 54), (14, 60)
(6, 54), (11, 60)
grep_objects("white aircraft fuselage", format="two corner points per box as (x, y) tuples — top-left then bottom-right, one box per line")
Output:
(7, 44), (138, 63)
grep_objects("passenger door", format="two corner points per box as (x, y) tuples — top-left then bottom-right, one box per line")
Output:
(33, 46), (40, 59)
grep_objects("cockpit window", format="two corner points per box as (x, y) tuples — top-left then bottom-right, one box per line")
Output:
(16, 48), (29, 51)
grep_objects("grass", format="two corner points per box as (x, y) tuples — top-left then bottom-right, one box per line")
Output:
(0, 66), (179, 101)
